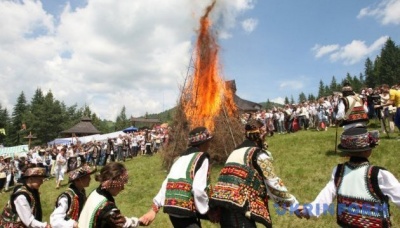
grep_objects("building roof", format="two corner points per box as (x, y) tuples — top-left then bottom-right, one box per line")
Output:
(130, 117), (161, 124)
(234, 94), (262, 112)
(61, 117), (101, 135)
(226, 79), (262, 112)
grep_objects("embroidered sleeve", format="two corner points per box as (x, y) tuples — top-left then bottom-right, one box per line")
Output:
(378, 169), (400, 208)
(98, 204), (126, 228)
(192, 158), (210, 214)
(50, 196), (77, 228)
(257, 153), (298, 207)
(14, 195), (48, 228)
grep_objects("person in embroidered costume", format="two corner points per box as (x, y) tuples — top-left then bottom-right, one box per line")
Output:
(0, 164), (50, 228)
(336, 80), (369, 130)
(140, 126), (217, 227)
(300, 127), (400, 227)
(50, 164), (96, 228)
(78, 162), (140, 228)
(210, 118), (300, 228)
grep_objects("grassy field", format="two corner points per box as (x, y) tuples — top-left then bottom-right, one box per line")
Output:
(0, 126), (399, 228)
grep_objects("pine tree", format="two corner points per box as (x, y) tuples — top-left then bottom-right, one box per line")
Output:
(329, 76), (338, 93)
(379, 38), (400, 86)
(318, 80), (325, 98)
(298, 92), (306, 103)
(11, 92), (28, 145)
(284, 96), (289, 104)
(364, 58), (376, 87)
(115, 106), (129, 131)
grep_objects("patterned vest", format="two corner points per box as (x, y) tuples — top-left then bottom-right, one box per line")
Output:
(78, 189), (116, 228)
(0, 186), (37, 228)
(55, 186), (86, 221)
(334, 163), (391, 228)
(210, 147), (271, 228)
(163, 152), (210, 217)
(340, 95), (369, 127)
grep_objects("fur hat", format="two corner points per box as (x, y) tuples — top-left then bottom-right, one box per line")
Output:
(338, 127), (378, 153)
(68, 165), (96, 183)
(245, 118), (264, 141)
(342, 80), (355, 96)
(188, 126), (213, 146)
(22, 166), (47, 179)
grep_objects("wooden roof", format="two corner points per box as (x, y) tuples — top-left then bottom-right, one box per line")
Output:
(130, 117), (161, 123)
(227, 80), (262, 112)
(61, 117), (101, 135)
(234, 94), (262, 112)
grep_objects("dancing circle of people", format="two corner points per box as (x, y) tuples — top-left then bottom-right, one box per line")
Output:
(0, 82), (399, 228)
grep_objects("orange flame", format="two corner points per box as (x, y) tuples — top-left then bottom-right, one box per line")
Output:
(182, 1), (237, 132)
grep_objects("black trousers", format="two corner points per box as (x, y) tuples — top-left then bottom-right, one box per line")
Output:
(219, 207), (256, 228)
(169, 215), (201, 228)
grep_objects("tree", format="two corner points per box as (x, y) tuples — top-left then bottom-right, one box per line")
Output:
(115, 106), (130, 131)
(364, 58), (376, 88)
(329, 76), (339, 93)
(284, 96), (289, 105)
(290, 95), (295, 104)
(24, 88), (45, 145)
(298, 92), (306, 103)
(324, 85), (330, 96)
(40, 91), (65, 143)
(91, 113), (113, 133)
(318, 80), (325, 98)
(0, 104), (9, 145)
(378, 38), (400, 86)
(308, 94), (316, 102)
(11, 92), (28, 145)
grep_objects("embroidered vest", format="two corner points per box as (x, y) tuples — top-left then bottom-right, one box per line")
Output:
(78, 190), (115, 228)
(334, 163), (391, 228)
(56, 188), (85, 221)
(340, 95), (368, 127)
(163, 152), (210, 217)
(210, 147), (271, 228)
(0, 186), (36, 228)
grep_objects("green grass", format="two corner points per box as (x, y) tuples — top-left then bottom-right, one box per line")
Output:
(0, 126), (399, 227)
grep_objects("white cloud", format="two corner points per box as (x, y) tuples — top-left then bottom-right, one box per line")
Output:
(358, 0), (400, 25)
(312, 36), (388, 65)
(0, 0), (254, 121)
(279, 80), (304, 90)
(241, 18), (258, 33)
(271, 97), (285, 105)
(312, 44), (339, 58)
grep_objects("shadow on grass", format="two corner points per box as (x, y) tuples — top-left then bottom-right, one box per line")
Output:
(325, 150), (340, 156)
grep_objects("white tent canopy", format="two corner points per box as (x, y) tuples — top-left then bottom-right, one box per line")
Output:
(0, 145), (29, 158)
(47, 131), (127, 145)
(91, 131), (126, 142)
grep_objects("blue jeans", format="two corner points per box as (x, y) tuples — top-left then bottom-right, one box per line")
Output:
(394, 108), (400, 130)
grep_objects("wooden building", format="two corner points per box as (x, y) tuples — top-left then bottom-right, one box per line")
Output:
(60, 117), (101, 137)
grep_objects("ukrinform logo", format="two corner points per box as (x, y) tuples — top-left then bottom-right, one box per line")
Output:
(274, 203), (389, 216)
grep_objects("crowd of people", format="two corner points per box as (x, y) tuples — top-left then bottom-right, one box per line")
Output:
(0, 128), (169, 192)
(0, 82), (399, 227)
(240, 83), (400, 136)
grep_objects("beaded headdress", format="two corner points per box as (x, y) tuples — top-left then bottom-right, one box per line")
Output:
(338, 127), (378, 153)
(100, 170), (129, 190)
(188, 127), (213, 146)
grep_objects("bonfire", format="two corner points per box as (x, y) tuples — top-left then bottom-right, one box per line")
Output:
(162, 1), (245, 168)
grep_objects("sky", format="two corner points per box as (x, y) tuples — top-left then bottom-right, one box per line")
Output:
(1, 0), (400, 121)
